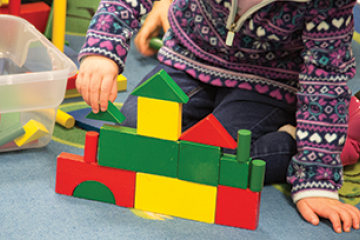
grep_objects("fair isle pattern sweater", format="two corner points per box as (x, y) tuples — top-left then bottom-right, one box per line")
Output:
(79, 0), (356, 202)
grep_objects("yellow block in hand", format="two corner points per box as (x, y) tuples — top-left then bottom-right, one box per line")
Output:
(135, 173), (217, 224)
(0, 0), (9, 7)
(14, 120), (49, 147)
(56, 109), (75, 129)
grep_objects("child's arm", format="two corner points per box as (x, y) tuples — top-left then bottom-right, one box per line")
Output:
(287, 0), (360, 232)
(134, 0), (172, 56)
(76, 0), (155, 113)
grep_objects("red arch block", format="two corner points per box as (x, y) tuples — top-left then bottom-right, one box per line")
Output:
(55, 152), (136, 208)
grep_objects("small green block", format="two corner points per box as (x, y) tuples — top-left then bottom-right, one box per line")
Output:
(178, 141), (220, 186)
(219, 153), (251, 189)
(237, 129), (251, 163)
(131, 69), (189, 103)
(99, 125), (179, 177)
(73, 180), (116, 204)
(86, 100), (126, 124)
(0, 122), (25, 147)
(249, 159), (266, 192)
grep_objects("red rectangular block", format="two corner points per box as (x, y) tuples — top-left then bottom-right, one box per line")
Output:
(55, 152), (136, 208)
(215, 185), (261, 230)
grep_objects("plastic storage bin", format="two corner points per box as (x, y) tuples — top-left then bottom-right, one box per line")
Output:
(0, 15), (77, 152)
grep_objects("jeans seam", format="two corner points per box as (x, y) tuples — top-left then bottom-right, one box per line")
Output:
(249, 107), (282, 132)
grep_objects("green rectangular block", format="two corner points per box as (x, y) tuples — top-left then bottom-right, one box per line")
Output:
(219, 153), (251, 189)
(178, 141), (220, 186)
(99, 125), (179, 177)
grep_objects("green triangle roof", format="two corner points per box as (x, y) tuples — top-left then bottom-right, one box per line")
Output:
(86, 101), (126, 124)
(131, 69), (189, 103)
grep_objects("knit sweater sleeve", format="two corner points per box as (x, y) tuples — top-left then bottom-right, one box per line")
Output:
(78, 0), (154, 74)
(286, 0), (356, 203)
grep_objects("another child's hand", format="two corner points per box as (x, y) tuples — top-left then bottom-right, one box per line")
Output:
(296, 197), (360, 233)
(134, 0), (171, 56)
(76, 55), (119, 113)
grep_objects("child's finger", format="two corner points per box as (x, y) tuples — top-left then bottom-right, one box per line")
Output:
(336, 206), (352, 232)
(89, 72), (101, 114)
(99, 75), (116, 112)
(109, 77), (118, 102)
(320, 208), (342, 233)
(344, 204), (360, 230)
(296, 201), (319, 226)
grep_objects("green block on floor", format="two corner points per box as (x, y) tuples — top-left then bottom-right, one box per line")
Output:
(73, 180), (116, 204)
(99, 125), (179, 177)
(178, 141), (220, 186)
(219, 153), (251, 189)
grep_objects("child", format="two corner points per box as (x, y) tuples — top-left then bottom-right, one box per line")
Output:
(76, 0), (360, 233)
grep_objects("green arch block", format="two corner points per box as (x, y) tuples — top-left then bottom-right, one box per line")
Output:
(73, 181), (116, 204)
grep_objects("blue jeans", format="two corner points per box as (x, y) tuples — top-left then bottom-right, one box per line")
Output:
(120, 63), (297, 184)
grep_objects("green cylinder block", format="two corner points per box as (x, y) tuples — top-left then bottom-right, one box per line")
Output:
(249, 160), (266, 192)
(149, 37), (163, 50)
(236, 129), (251, 163)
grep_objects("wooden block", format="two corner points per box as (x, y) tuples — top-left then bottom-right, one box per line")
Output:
(66, 72), (78, 90)
(215, 185), (261, 230)
(135, 173), (217, 224)
(99, 125), (179, 178)
(68, 108), (116, 132)
(55, 152), (136, 208)
(178, 141), (220, 186)
(84, 131), (99, 163)
(131, 69), (189, 103)
(56, 109), (75, 129)
(0, 122), (25, 147)
(86, 100), (126, 124)
(73, 181), (116, 204)
(219, 153), (250, 189)
(249, 159), (266, 192)
(179, 114), (237, 149)
(237, 129), (251, 163)
(14, 119), (49, 147)
(137, 96), (182, 141)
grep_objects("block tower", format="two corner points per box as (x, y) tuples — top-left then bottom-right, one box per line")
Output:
(55, 69), (266, 230)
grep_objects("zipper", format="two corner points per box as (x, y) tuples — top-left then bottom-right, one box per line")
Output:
(225, 0), (311, 47)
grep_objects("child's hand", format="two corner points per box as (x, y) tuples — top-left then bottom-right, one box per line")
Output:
(297, 197), (360, 233)
(134, 0), (171, 56)
(76, 55), (119, 113)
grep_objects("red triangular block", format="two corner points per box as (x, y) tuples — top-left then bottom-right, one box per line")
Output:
(179, 114), (237, 149)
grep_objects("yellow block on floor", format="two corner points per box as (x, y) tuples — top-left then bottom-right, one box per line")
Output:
(137, 97), (182, 141)
(14, 119), (49, 147)
(135, 173), (217, 224)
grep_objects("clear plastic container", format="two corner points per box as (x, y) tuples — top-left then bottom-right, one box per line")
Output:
(0, 15), (77, 152)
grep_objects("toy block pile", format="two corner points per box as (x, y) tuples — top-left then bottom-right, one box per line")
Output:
(0, 112), (49, 150)
(55, 69), (266, 230)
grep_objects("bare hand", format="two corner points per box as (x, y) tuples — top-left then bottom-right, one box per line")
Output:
(76, 55), (119, 113)
(297, 197), (360, 233)
(134, 0), (171, 56)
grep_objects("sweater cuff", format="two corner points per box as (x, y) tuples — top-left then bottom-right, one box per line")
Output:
(292, 189), (339, 204)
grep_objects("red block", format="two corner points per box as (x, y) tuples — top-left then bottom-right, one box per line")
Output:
(66, 72), (78, 90)
(55, 152), (136, 208)
(215, 185), (261, 230)
(84, 131), (99, 163)
(0, 2), (50, 33)
(179, 114), (237, 149)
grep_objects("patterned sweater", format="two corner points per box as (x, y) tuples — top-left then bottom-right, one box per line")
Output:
(79, 0), (357, 203)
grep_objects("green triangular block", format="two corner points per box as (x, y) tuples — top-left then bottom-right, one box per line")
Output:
(131, 69), (189, 103)
(86, 101), (126, 124)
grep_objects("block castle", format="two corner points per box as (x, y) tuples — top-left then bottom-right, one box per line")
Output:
(55, 69), (266, 231)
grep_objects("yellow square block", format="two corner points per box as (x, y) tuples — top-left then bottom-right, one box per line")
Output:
(135, 173), (217, 224)
(137, 97), (182, 141)
(14, 119), (49, 147)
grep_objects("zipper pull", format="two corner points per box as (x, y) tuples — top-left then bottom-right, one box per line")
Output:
(226, 23), (236, 46)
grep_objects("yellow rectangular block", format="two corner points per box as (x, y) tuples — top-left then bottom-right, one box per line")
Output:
(135, 173), (217, 224)
(137, 97), (182, 141)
